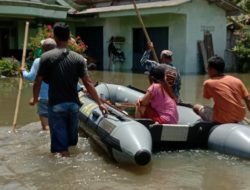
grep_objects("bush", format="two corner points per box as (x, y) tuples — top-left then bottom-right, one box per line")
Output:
(232, 27), (250, 72)
(28, 25), (53, 58)
(0, 57), (20, 77)
(28, 25), (88, 58)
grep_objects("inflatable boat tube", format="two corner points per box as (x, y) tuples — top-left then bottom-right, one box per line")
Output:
(208, 124), (250, 159)
(94, 83), (214, 150)
(79, 83), (250, 161)
(78, 92), (152, 166)
(125, 84), (250, 158)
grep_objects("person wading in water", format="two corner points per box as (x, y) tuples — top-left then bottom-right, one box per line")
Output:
(21, 38), (56, 131)
(31, 22), (108, 157)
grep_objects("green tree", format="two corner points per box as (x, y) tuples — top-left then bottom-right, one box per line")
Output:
(229, 0), (250, 72)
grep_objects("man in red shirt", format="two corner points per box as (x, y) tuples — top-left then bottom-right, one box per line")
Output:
(193, 56), (250, 123)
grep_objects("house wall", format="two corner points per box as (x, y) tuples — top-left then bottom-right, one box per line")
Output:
(105, 14), (187, 72)
(181, 0), (227, 73)
(73, 14), (186, 72)
(96, 0), (227, 74)
(13, 0), (227, 74)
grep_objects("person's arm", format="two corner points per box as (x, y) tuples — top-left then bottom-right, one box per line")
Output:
(81, 75), (108, 114)
(78, 55), (107, 114)
(137, 91), (151, 107)
(30, 56), (47, 105)
(244, 95), (250, 111)
(140, 42), (159, 71)
(21, 58), (39, 81)
(203, 81), (211, 99)
(239, 81), (250, 112)
(140, 50), (158, 71)
(30, 75), (42, 105)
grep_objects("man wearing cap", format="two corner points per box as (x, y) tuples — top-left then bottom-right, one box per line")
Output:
(140, 42), (181, 102)
(21, 38), (56, 131)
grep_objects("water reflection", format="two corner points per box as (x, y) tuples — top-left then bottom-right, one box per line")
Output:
(0, 78), (37, 126)
(1, 124), (250, 190)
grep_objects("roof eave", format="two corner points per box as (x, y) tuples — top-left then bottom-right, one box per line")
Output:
(0, 6), (68, 19)
(207, 0), (245, 16)
(0, 0), (70, 11)
(69, 0), (191, 16)
(0, 0), (70, 19)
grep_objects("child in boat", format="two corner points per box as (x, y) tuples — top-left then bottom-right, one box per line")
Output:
(193, 55), (250, 124)
(135, 65), (179, 124)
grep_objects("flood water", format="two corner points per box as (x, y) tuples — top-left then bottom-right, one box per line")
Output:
(1, 71), (250, 190)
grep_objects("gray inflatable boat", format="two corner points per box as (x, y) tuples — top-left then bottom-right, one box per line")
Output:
(79, 83), (250, 165)
(78, 88), (151, 166)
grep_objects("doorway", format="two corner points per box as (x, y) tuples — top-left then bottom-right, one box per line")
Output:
(132, 27), (169, 72)
(0, 29), (10, 58)
(76, 27), (103, 70)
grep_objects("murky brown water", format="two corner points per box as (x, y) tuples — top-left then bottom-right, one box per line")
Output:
(0, 71), (250, 190)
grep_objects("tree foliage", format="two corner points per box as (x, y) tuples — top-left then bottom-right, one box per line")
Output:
(229, 0), (250, 72)
(0, 58), (19, 77)
(28, 25), (88, 59)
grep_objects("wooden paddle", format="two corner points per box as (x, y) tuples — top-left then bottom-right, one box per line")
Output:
(115, 102), (136, 108)
(132, 0), (159, 63)
(11, 21), (29, 133)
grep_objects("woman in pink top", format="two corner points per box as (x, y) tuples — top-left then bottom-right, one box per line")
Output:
(135, 65), (179, 124)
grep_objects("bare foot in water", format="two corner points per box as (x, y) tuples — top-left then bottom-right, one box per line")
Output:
(54, 151), (70, 157)
(60, 151), (70, 157)
(42, 126), (49, 131)
(40, 116), (49, 131)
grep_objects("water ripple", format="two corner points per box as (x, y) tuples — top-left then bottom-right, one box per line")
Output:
(1, 123), (250, 190)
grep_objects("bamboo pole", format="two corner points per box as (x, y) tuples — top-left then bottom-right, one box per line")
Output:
(11, 21), (29, 133)
(132, 0), (159, 63)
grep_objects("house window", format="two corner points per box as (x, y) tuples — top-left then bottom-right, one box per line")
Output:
(132, 27), (169, 72)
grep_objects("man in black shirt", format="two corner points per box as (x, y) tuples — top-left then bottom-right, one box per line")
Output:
(31, 23), (107, 156)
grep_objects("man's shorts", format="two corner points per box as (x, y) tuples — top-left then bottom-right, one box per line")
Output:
(37, 99), (48, 117)
(198, 106), (213, 122)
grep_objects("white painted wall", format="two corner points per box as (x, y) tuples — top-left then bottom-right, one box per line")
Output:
(103, 18), (122, 71)
(13, 0), (228, 74)
(102, 14), (187, 72)
(181, 0), (227, 73)
(72, 0), (227, 74)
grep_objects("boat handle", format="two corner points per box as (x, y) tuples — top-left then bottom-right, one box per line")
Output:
(92, 110), (101, 121)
